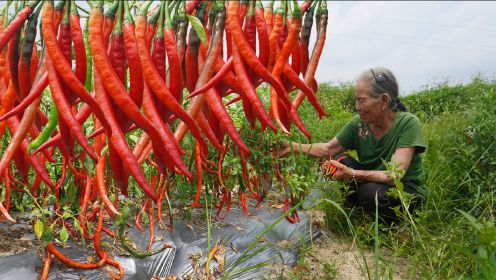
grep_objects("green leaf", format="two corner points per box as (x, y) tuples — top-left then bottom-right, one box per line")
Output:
(60, 226), (69, 246)
(186, 14), (207, 45)
(41, 226), (54, 247)
(34, 219), (44, 239)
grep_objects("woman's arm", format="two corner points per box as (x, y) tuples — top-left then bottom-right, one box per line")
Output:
(330, 147), (415, 185)
(278, 137), (346, 159)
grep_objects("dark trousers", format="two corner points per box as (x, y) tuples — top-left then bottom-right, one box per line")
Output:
(339, 156), (418, 223)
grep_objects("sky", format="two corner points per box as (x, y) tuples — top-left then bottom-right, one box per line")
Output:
(314, 1), (496, 95)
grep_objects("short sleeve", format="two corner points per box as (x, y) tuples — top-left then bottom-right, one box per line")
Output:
(397, 114), (426, 154)
(336, 116), (359, 150)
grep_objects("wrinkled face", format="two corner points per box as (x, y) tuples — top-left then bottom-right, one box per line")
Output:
(354, 80), (384, 123)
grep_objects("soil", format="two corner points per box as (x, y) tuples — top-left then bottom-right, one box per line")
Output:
(266, 210), (411, 280)
(0, 213), (40, 257)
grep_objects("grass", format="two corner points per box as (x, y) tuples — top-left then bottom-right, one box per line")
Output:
(276, 76), (496, 279)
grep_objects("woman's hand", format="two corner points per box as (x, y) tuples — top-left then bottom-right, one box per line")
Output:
(275, 141), (291, 157)
(328, 160), (356, 181)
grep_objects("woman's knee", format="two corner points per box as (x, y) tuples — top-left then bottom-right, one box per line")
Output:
(356, 182), (395, 211)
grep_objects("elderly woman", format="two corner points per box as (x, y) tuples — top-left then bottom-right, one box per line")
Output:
(280, 67), (426, 221)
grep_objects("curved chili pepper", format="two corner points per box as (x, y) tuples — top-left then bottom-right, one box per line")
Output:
(28, 103), (58, 152)
(232, 43), (277, 132)
(200, 71), (250, 155)
(0, 193), (15, 222)
(118, 209), (171, 258)
(0, 60), (48, 122)
(135, 199), (148, 232)
(282, 63), (327, 118)
(0, 1), (38, 51)
(187, 57), (233, 99)
(95, 154), (121, 216)
(46, 243), (107, 269)
(31, 103), (92, 154)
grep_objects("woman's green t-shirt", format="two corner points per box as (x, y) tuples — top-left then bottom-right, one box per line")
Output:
(335, 112), (427, 198)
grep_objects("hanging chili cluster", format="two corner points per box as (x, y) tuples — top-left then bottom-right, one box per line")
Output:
(0, 0), (328, 278)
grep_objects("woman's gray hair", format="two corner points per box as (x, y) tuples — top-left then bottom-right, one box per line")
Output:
(358, 67), (407, 112)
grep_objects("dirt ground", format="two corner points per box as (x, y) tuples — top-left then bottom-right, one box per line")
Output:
(266, 210), (411, 280)
(0, 214), (40, 257)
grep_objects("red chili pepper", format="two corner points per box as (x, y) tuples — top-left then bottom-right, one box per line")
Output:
(42, 1), (112, 134)
(142, 81), (190, 175)
(151, 3), (166, 81)
(122, 16), (144, 108)
(294, 6), (328, 110)
(46, 243), (106, 269)
(0, 89), (42, 184)
(199, 55), (250, 155)
(95, 154), (121, 216)
(109, 143), (130, 197)
(264, 0), (275, 34)
(17, 6), (40, 99)
(0, 1), (38, 51)
(186, 57), (234, 99)
(146, 202), (155, 252)
(39, 249), (52, 280)
(190, 142), (203, 208)
(227, 1), (311, 139)
(134, 8), (208, 154)
(93, 67), (157, 201)
(46, 56), (97, 160)
(135, 200), (148, 232)
(185, 28), (200, 93)
(196, 112), (223, 150)
(7, 23), (21, 97)
(299, 6), (313, 79)
(282, 63), (327, 118)
(91, 5), (191, 177)
(255, 1), (270, 67)
(232, 43), (277, 132)
(69, 1), (86, 85)
(174, 3), (227, 144)
(163, 3), (182, 103)
(31, 103), (92, 155)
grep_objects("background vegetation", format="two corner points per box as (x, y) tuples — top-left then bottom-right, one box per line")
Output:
(286, 76), (496, 279)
